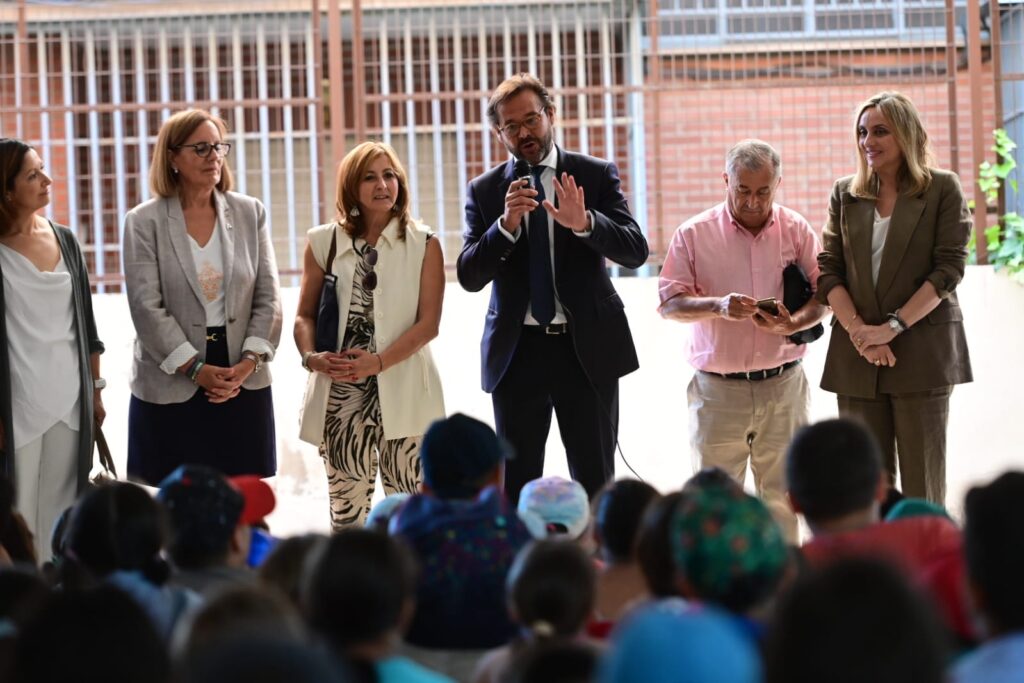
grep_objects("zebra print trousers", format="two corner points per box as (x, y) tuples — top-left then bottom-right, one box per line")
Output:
(319, 379), (422, 530)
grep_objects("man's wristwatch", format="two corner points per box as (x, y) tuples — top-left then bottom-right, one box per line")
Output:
(886, 310), (909, 335)
(242, 351), (264, 374)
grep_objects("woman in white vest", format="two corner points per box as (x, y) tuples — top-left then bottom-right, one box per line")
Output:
(295, 142), (445, 529)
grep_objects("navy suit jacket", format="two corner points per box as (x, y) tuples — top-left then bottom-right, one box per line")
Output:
(457, 148), (648, 393)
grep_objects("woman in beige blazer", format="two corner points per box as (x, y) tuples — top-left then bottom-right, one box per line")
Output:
(295, 142), (445, 530)
(817, 92), (972, 505)
(123, 110), (282, 485)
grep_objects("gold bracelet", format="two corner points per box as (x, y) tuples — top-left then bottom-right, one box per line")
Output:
(375, 353), (384, 373)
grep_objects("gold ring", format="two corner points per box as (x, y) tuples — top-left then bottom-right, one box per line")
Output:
(874, 360), (881, 366)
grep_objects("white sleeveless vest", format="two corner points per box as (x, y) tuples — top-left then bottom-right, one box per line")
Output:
(298, 217), (445, 443)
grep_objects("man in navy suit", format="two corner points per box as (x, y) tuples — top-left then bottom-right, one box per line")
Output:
(457, 73), (648, 502)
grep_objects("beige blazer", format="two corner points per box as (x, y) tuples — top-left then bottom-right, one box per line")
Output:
(123, 191), (282, 404)
(298, 218), (445, 444)
(817, 170), (973, 399)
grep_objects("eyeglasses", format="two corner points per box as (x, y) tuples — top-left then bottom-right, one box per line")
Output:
(361, 244), (378, 290)
(174, 142), (233, 158)
(499, 110), (546, 138)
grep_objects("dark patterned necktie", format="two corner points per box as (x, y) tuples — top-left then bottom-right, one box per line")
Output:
(528, 165), (554, 325)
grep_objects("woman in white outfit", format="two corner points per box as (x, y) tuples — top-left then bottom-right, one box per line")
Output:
(0, 138), (105, 561)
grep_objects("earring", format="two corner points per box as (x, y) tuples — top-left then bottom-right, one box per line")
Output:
(349, 206), (360, 217)
(172, 167), (179, 174)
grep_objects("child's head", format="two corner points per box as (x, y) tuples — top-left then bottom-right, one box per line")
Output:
(184, 584), (304, 657)
(964, 470), (1024, 635)
(65, 482), (169, 586)
(503, 640), (599, 683)
(786, 419), (884, 527)
(593, 479), (659, 563)
(364, 493), (411, 532)
(684, 467), (743, 494)
(419, 414), (509, 499)
(257, 533), (326, 608)
(517, 477), (591, 540)
(764, 558), (947, 683)
(301, 529), (417, 652)
(599, 602), (761, 683)
(670, 483), (787, 614)
(506, 540), (596, 639)
(635, 492), (684, 597)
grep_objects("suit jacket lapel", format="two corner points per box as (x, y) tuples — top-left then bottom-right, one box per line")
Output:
(875, 192), (926, 300)
(843, 195), (882, 321)
(551, 147), (570, 274)
(166, 196), (206, 306)
(216, 192), (236, 310)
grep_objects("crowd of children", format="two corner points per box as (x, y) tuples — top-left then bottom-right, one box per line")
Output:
(0, 412), (1020, 683)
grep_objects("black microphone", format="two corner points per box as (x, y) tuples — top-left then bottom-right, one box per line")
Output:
(513, 158), (535, 232)
(513, 158), (533, 189)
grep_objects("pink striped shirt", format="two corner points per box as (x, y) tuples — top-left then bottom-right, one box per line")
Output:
(659, 202), (822, 374)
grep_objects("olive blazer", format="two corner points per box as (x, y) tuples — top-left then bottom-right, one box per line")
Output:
(816, 169), (973, 399)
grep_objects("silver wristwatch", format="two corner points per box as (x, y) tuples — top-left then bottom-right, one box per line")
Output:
(242, 351), (264, 374)
(93, 377), (107, 390)
(886, 310), (908, 335)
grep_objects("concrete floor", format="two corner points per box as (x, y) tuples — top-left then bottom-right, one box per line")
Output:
(91, 265), (1024, 536)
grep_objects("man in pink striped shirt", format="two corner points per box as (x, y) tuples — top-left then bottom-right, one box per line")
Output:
(658, 139), (827, 541)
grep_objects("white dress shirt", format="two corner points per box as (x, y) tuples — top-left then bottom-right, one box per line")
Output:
(498, 146), (594, 325)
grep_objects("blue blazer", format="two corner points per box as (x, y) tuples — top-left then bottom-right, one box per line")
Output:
(457, 148), (648, 393)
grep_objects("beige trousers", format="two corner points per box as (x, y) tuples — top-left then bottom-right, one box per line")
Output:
(687, 364), (809, 542)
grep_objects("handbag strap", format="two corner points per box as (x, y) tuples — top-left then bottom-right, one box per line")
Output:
(94, 423), (117, 478)
(324, 225), (338, 276)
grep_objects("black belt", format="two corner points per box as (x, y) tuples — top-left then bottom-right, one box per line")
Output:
(522, 323), (569, 336)
(707, 359), (801, 381)
(206, 326), (227, 343)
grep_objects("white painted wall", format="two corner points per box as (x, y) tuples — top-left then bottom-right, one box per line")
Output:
(92, 266), (1023, 535)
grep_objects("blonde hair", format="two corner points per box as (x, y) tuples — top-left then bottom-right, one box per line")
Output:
(850, 92), (934, 199)
(334, 141), (411, 240)
(150, 109), (234, 198)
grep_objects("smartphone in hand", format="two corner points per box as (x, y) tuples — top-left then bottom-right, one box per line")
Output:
(756, 298), (780, 316)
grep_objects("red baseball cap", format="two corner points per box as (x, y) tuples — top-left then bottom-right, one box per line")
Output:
(229, 475), (276, 525)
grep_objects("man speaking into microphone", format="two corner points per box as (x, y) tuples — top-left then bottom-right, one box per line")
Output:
(458, 73), (648, 502)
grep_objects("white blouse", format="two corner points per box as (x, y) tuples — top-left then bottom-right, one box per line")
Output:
(189, 219), (227, 326)
(0, 244), (80, 445)
(871, 209), (892, 286)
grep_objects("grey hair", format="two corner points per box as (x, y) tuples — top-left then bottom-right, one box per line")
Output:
(725, 139), (782, 180)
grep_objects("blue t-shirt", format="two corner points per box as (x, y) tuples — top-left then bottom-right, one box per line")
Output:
(953, 633), (1024, 683)
(377, 656), (454, 683)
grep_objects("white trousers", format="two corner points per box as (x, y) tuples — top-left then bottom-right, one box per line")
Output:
(687, 365), (809, 543)
(14, 421), (79, 562)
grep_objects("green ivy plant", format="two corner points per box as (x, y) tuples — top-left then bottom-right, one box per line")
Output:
(969, 128), (1024, 283)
